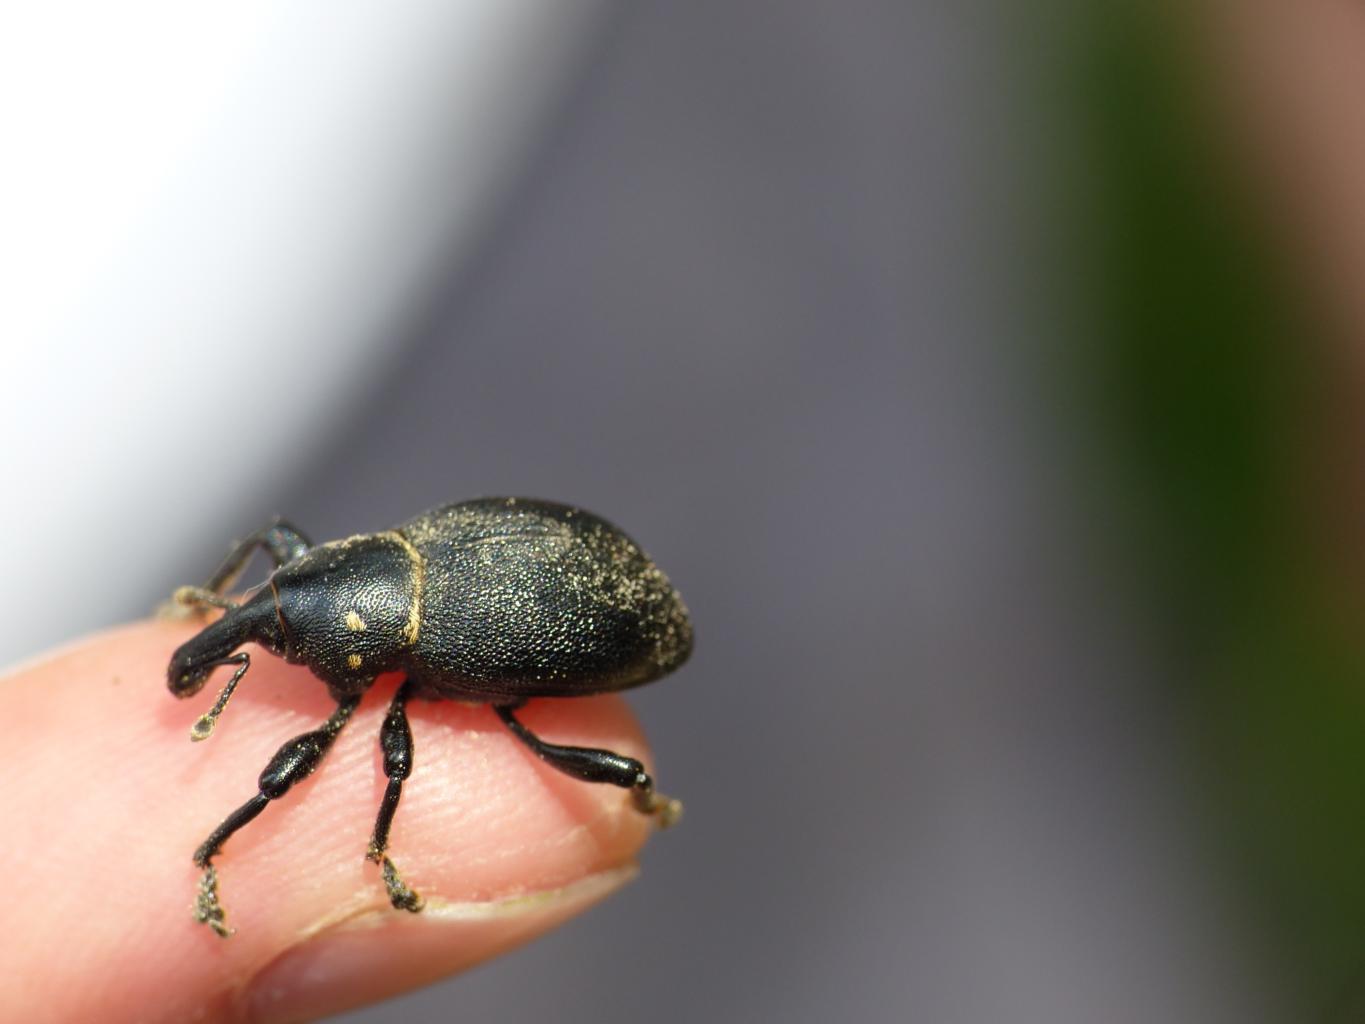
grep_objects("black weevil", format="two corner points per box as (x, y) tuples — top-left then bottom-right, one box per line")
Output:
(167, 497), (691, 937)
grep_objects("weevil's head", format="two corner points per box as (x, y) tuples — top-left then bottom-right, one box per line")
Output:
(167, 587), (286, 697)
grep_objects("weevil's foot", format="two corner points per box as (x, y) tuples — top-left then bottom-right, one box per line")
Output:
(654, 795), (684, 828)
(193, 865), (234, 938)
(379, 855), (424, 912)
(156, 593), (199, 622)
(632, 782), (684, 829)
(166, 586), (237, 620)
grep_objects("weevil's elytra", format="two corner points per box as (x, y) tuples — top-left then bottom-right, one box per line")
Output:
(167, 497), (691, 937)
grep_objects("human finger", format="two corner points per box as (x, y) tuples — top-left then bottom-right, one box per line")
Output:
(0, 620), (659, 1023)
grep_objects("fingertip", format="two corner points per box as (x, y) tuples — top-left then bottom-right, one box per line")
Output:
(243, 864), (640, 1023)
(1, 620), (673, 1022)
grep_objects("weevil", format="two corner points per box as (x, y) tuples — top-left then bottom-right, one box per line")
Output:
(167, 497), (691, 937)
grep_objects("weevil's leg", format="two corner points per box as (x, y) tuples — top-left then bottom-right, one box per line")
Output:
(174, 519), (313, 615)
(190, 695), (360, 937)
(366, 678), (423, 912)
(204, 519), (312, 594)
(494, 704), (683, 828)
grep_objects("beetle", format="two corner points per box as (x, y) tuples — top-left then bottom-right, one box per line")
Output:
(167, 496), (691, 937)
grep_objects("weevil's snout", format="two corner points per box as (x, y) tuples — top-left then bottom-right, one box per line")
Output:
(168, 646), (214, 697)
(167, 601), (273, 740)
(167, 588), (280, 699)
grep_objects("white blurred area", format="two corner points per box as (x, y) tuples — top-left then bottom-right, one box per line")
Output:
(0, 2), (606, 665)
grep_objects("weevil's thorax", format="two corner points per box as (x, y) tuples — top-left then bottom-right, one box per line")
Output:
(270, 532), (421, 690)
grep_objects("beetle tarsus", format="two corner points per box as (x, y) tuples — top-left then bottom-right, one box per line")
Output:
(173, 585), (239, 614)
(194, 864), (233, 938)
(364, 843), (424, 911)
(377, 855), (424, 912)
(631, 773), (684, 828)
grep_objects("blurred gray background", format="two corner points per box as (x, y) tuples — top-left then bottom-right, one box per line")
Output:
(290, 4), (1275, 1020)
(13, 2), (1299, 1021)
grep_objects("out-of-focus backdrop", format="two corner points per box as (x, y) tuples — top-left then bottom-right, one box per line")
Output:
(8, 2), (1365, 1021)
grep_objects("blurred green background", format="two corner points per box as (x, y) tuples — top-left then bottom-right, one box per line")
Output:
(1069, 3), (1365, 1010)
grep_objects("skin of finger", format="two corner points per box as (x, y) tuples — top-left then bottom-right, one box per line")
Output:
(0, 621), (655, 1023)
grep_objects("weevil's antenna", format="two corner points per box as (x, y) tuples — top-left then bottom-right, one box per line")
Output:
(191, 654), (250, 741)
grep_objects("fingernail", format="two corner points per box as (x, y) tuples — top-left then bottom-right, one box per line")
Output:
(243, 865), (638, 1024)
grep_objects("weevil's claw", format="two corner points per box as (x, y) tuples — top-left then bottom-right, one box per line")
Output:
(640, 793), (683, 828)
(378, 855), (424, 912)
(193, 864), (234, 938)
(653, 794), (684, 829)
(631, 776), (684, 828)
